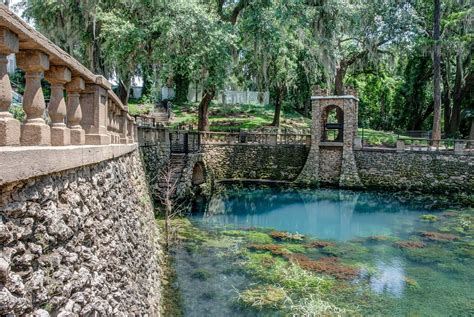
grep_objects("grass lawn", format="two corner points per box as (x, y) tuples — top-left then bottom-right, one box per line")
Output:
(170, 102), (311, 131)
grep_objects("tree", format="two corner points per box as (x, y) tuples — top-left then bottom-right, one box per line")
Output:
(309, 0), (416, 95)
(432, 0), (442, 142)
(154, 163), (189, 249)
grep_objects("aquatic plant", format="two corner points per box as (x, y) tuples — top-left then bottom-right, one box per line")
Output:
(289, 294), (349, 316)
(238, 285), (288, 309)
(403, 277), (420, 290)
(320, 243), (369, 259)
(270, 231), (305, 242)
(223, 230), (273, 244)
(283, 243), (307, 253)
(420, 214), (439, 222)
(420, 231), (459, 242)
(402, 246), (452, 264)
(247, 244), (289, 256)
(191, 269), (212, 281)
(305, 240), (336, 248)
(394, 241), (426, 249)
(286, 254), (359, 280)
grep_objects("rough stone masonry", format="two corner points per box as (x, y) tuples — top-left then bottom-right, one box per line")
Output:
(0, 151), (162, 316)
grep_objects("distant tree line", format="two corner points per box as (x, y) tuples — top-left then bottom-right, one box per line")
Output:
(18, 0), (473, 138)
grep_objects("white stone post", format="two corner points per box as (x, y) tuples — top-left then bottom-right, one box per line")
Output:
(354, 136), (362, 150)
(16, 50), (50, 146)
(65, 77), (86, 145)
(454, 141), (465, 155)
(45, 66), (72, 146)
(396, 140), (405, 153)
(0, 27), (19, 146)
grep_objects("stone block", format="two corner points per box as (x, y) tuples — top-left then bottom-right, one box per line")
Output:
(396, 140), (405, 152)
(0, 27), (19, 54)
(85, 133), (111, 145)
(16, 50), (49, 72)
(354, 137), (362, 150)
(95, 75), (112, 90)
(0, 117), (20, 145)
(71, 128), (85, 145)
(65, 77), (85, 92)
(51, 126), (71, 146)
(45, 66), (71, 84)
(21, 122), (50, 146)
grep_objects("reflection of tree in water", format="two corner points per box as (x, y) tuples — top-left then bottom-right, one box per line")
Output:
(200, 186), (438, 218)
(204, 186), (310, 217)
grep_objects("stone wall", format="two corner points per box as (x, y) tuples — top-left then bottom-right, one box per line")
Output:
(355, 149), (474, 193)
(319, 147), (343, 184)
(203, 144), (309, 181)
(0, 150), (162, 316)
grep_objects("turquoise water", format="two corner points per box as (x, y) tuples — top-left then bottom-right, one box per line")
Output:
(193, 189), (426, 241)
(172, 188), (474, 316)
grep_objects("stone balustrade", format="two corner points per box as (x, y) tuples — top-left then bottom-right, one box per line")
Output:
(0, 4), (137, 148)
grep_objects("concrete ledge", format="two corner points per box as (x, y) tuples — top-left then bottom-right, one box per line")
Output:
(355, 147), (474, 156)
(202, 143), (309, 147)
(217, 178), (294, 184)
(311, 95), (359, 101)
(0, 143), (138, 186)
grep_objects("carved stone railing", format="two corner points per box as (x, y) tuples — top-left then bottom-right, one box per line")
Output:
(0, 4), (136, 147)
(200, 131), (311, 146)
(395, 138), (474, 155)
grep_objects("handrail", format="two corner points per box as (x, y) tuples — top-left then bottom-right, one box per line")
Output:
(0, 4), (135, 147)
(395, 138), (473, 155)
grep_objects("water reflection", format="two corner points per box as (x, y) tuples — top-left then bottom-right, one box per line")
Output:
(195, 188), (424, 241)
(368, 259), (406, 297)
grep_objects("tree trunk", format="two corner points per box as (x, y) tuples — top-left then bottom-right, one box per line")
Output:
(271, 86), (285, 127)
(334, 63), (347, 95)
(470, 120), (474, 148)
(117, 76), (131, 105)
(442, 57), (451, 133)
(431, 0), (442, 143)
(141, 64), (154, 101)
(449, 51), (463, 135)
(198, 89), (215, 131)
(174, 73), (190, 103)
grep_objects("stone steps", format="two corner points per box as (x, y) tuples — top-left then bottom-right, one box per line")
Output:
(155, 154), (187, 197)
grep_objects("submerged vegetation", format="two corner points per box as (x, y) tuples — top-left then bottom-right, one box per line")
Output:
(160, 197), (474, 316)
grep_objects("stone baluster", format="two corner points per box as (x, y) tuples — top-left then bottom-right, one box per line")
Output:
(65, 77), (85, 145)
(127, 116), (134, 143)
(0, 27), (19, 146)
(16, 50), (50, 146)
(111, 104), (117, 143)
(45, 66), (71, 146)
(120, 110), (128, 144)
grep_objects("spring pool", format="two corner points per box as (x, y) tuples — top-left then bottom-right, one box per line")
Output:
(170, 188), (474, 316)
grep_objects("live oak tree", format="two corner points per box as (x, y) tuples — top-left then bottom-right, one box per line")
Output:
(17, 0), (474, 138)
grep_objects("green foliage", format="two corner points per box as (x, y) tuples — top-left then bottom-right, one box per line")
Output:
(222, 230), (273, 244)
(238, 285), (287, 309)
(420, 215), (439, 222)
(191, 269), (212, 281)
(9, 106), (25, 122)
(19, 0), (473, 136)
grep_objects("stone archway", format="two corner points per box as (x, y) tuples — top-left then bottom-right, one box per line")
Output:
(191, 161), (206, 186)
(321, 104), (344, 142)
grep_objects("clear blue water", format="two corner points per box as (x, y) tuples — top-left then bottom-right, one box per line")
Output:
(172, 188), (474, 316)
(192, 188), (427, 241)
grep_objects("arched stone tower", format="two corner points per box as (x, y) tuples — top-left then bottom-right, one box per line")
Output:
(297, 87), (362, 188)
